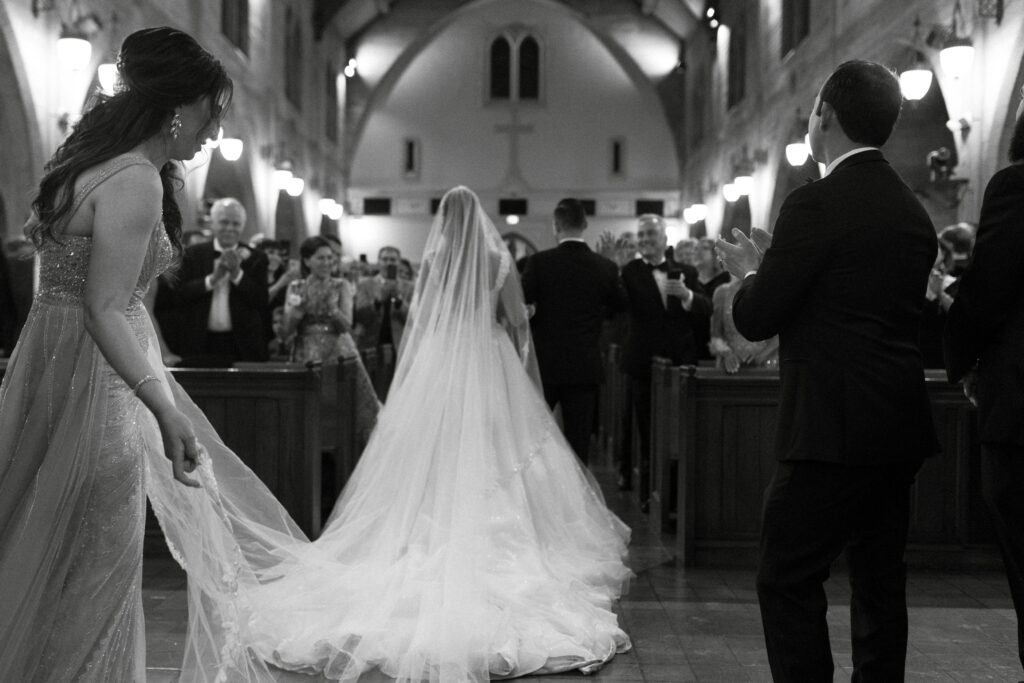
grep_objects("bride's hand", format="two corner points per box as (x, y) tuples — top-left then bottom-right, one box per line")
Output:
(156, 407), (201, 488)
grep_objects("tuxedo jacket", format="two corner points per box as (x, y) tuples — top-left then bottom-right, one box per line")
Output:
(944, 163), (1024, 447)
(161, 241), (270, 362)
(733, 150), (938, 465)
(620, 258), (711, 378)
(521, 241), (626, 387)
(353, 276), (415, 350)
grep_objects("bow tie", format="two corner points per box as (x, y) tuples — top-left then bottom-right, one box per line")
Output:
(646, 261), (670, 273)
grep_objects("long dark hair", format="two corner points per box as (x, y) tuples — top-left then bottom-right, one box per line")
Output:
(29, 27), (232, 251)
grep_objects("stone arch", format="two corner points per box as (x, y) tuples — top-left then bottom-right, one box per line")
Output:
(344, 0), (677, 183)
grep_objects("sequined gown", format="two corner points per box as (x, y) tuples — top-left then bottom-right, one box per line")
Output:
(0, 157), (174, 681)
(286, 276), (379, 444)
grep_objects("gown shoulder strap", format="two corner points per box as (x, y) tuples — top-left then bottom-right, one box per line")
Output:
(66, 153), (158, 218)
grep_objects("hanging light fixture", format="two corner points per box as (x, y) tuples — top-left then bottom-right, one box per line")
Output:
(690, 203), (708, 222)
(285, 176), (305, 197)
(97, 63), (118, 95)
(57, 22), (92, 72)
(272, 161), (294, 190)
(940, 0), (974, 80)
(219, 137), (243, 161)
(899, 17), (933, 101)
(722, 183), (740, 203)
(327, 201), (344, 220)
(319, 198), (337, 215)
(733, 175), (754, 196)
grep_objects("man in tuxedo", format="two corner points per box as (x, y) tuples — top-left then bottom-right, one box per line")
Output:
(354, 246), (414, 351)
(717, 61), (938, 682)
(945, 89), (1024, 673)
(160, 197), (269, 365)
(621, 214), (711, 505)
(521, 198), (626, 464)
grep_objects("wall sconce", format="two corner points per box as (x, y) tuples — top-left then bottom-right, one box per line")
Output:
(946, 116), (972, 140)
(938, 0), (974, 79)
(722, 183), (740, 203)
(285, 176), (305, 197)
(730, 145), (766, 196)
(899, 17), (933, 101)
(343, 58), (357, 78)
(319, 198), (343, 219)
(219, 137), (243, 161)
(97, 62), (117, 95)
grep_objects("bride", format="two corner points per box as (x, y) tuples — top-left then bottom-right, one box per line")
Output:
(0, 27), (631, 683)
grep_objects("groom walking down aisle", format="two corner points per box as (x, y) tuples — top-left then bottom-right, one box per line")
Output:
(717, 61), (939, 682)
(522, 198), (626, 464)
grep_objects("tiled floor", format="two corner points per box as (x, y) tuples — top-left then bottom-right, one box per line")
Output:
(143, 474), (1023, 682)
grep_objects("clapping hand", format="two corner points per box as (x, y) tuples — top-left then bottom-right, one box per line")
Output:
(717, 228), (766, 279)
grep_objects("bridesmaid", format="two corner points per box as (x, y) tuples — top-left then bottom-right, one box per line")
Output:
(285, 236), (379, 443)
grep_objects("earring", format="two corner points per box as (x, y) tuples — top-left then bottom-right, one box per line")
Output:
(169, 113), (182, 140)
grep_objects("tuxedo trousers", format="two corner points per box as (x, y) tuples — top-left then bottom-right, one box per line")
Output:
(543, 383), (598, 466)
(981, 444), (1024, 669)
(757, 458), (922, 683)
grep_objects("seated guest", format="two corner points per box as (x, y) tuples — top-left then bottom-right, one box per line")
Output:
(709, 276), (779, 373)
(285, 236), (378, 442)
(353, 246), (414, 351)
(696, 237), (731, 298)
(158, 197), (270, 366)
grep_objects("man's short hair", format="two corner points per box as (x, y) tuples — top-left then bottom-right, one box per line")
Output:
(819, 60), (902, 147)
(637, 214), (666, 232)
(378, 245), (401, 259)
(554, 198), (587, 231)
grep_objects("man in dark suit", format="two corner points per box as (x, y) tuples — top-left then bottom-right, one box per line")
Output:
(945, 90), (1024, 673)
(621, 214), (711, 506)
(521, 198), (626, 465)
(718, 61), (938, 682)
(159, 197), (269, 365)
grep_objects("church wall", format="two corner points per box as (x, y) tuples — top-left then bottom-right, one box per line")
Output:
(682, 0), (1024, 239)
(0, 0), (350, 248)
(341, 0), (681, 262)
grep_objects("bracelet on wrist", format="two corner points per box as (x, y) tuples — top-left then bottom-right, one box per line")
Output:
(132, 374), (160, 395)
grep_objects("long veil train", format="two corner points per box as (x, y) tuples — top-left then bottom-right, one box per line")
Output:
(144, 186), (632, 682)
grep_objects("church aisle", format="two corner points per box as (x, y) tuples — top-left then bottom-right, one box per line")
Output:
(143, 470), (1021, 682)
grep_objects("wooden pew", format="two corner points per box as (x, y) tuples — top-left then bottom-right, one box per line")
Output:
(169, 365), (324, 538)
(652, 365), (994, 568)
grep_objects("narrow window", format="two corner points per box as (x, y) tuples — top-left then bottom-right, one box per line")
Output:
(403, 138), (420, 178)
(325, 69), (338, 143)
(781, 0), (810, 58)
(727, 12), (747, 108)
(221, 0), (249, 55)
(611, 138), (625, 176)
(635, 199), (664, 216)
(518, 36), (540, 100)
(490, 37), (511, 100)
(363, 198), (392, 215)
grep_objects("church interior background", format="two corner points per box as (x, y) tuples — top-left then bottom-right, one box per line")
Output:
(3, 0), (1024, 680)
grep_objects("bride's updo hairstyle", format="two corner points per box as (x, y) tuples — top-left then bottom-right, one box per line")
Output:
(29, 26), (232, 250)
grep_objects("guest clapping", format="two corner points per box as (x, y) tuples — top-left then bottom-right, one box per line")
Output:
(285, 237), (355, 364)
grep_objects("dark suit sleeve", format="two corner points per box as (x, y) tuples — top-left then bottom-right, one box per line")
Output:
(175, 249), (213, 303)
(232, 253), (269, 309)
(944, 168), (1024, 381)
(733, 188), (835, 341)
(521, 255), (539, 304)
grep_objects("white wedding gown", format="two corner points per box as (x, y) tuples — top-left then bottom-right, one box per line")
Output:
(0, 175), (631, 682)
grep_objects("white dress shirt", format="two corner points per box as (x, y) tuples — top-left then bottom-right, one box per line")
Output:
(206, 238), (245, 332)
(824, 147), (877, 177)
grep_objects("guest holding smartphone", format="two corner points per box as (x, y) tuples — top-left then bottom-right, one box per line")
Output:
(353, 246), (415, 352)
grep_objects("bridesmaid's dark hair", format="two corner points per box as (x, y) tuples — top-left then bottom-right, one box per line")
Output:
(29, 27), (232, 251)
(299, 236), (336, 277)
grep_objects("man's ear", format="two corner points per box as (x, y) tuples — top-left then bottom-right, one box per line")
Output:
(818, 101), (835, 131)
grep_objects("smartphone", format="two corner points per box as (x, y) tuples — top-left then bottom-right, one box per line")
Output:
(667, 270), (682, 281)
(385, 264), (398, 280)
